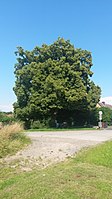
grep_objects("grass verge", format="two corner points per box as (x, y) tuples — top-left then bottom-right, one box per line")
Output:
(0, 123), (31, 158)
(74, 140), (112, 168)
(0, 141), (112, 198)
(27, 127), (95, 131)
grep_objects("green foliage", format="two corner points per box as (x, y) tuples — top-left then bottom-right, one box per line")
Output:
(96, 107), (112, 126)
(13, 38), (101, 127)
(31, 120), (47, 129)
(0, 112), (15, 125)
(100, 107), (112, 125)
(84, 107), (112, 127)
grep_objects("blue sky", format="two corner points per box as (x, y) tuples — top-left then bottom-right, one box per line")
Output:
(0, 0), (112, 111)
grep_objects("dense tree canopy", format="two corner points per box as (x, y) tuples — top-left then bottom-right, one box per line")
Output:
(13, 38), (101, 127)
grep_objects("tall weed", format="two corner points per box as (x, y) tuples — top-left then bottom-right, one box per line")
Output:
(0, 123), (30, 158)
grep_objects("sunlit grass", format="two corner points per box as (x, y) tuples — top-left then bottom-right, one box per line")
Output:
(0, 123), (31, 158)
(27, 127), (94, 131)
(74, 140), (112, 168)
(0, 141), (112, 198)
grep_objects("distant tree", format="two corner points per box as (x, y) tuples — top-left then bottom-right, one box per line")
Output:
(97, 107), (112, 126)
(13, 38), (101, 127)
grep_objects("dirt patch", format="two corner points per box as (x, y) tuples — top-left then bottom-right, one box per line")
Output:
(1, 130), (112, 170)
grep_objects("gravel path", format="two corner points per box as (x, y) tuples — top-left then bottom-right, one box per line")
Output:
(2, 129), (112, 170)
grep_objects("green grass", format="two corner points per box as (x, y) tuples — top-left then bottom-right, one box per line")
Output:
(27, 127), (95, 131)
(0, 141), (112, 198)
(74, 140), (112, 168)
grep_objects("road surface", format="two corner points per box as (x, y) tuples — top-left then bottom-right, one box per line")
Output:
(2, 129), (112, 170)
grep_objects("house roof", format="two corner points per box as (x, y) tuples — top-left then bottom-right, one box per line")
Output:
(98, 102), (112, 109)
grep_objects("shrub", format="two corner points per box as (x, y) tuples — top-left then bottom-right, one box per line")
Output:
(31, 120), (47, 129)
(0, 112), (16, 125)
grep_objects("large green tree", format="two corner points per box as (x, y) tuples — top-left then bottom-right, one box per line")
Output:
(13, 38), (101, 127)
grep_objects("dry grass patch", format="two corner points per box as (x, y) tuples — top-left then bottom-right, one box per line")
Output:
(0, 123), (30, 158)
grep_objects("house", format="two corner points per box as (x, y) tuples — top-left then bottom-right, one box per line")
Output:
(97, 101), (112, 109)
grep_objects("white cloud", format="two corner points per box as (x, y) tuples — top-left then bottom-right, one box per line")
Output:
(100, 96), (112, 105)
(0, 104), (13, 112)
